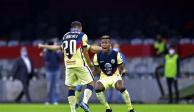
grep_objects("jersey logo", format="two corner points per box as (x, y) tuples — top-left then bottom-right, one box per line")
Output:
(111, 59), (115, 64)
(104, 63), (112, 75)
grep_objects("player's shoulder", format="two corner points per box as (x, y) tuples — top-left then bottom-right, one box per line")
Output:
(111, 49), (119, 55)
(81, 32), (87, 37)
(73, 31), (87, 39)
(62, 32), (71, 40)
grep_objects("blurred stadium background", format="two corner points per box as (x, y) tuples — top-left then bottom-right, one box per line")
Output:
(0, 0), (194, 111)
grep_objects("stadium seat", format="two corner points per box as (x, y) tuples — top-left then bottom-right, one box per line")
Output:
(130, 38), (143, 45)
(7, 40), (19, 46)
(143, 38), (155, 45)
(0, 40), (7, 46)
(179, 38), (191, 44)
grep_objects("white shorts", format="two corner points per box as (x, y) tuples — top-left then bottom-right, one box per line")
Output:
(65, 66), (94, 86)
(97, 75), (122, 89)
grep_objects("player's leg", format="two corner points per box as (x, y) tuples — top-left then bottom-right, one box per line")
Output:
(65, 68), (77, 112)
(78, 67), (94, 112)
(95, 81), (112, 112)
(67, 86), (76, 112)
(82, 81), (94, 104)
(75, 85), (83, 104)
(115, 80), (135, 112)
(79, 81), (94, 112)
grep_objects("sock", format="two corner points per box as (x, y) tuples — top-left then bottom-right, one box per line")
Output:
(68, 90), (76, 112)
(96, 92), (111, 109)
(83, 89), (92, 104)
(68, 96), (76, 112)
(121, 89), (133, 110)
(83, 85), (93, 104)
(75, 90), (82, 104)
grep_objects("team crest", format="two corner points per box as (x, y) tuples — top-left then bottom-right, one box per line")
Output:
(111, 59), (115, 64)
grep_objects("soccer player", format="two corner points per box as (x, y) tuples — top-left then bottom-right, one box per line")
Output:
(38, 21), (98, 112)
(75, 44), (102, 107)
(93, 35), (135, 112)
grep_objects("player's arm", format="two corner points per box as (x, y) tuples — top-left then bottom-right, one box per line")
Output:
(88, 45), (102, 54)
(82, 34), (93, 67)
(38, 43), (61, 51)
(92, 54), (101, 77)
(117, 52), (127, 76)
(83, 47), (93, 67)
(118, 64), (127, 76)
(92, 66), (101, 77)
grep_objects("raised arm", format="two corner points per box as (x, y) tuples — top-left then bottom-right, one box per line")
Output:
(38, 43), (61, 51)
(88, 45), (102, 54)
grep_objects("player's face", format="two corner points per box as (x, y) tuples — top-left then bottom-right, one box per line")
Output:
(100, 39), (111, 51)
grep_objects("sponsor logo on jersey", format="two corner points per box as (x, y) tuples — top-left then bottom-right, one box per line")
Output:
(111, 59), (115, 64)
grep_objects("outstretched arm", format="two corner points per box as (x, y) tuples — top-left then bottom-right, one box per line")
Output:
(92, 66), (101, 77)
(88, 45), (102, 54)
(83, 46), (93, 67)
(38, 43), (61, 51)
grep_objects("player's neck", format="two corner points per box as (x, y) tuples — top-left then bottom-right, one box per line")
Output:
(104, 49), (110, 54)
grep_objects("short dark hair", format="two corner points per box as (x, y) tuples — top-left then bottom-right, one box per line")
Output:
(71, 21), (82, 28)
(101, 35), (110, 40)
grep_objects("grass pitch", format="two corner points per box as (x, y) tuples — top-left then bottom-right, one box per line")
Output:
(0, 104), (194, 112)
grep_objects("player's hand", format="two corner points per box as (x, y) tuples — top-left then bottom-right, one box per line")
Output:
(121, 72), (128, 77)
(38, 43), (44, 48)
(88, 64), (94, 70)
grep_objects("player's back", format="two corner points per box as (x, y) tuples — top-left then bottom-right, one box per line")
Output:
(61, 31), (88, 68)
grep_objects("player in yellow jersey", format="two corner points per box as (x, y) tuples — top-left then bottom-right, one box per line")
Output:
(38, 21), (101, 112)
(93, 35), (135, 112)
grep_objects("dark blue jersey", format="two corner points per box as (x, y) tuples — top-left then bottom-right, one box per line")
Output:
(95, 49), (123, 76)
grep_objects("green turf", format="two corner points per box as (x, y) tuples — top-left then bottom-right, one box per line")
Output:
(0, 104), (194, 112)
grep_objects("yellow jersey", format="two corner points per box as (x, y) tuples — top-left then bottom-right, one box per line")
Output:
(61, 31), (89, 68)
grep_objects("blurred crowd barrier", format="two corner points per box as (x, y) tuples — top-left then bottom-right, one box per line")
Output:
(0, 78), (194, 103)
(0, 40), (194, 103)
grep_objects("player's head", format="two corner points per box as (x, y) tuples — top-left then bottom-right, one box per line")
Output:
(100, 35), (111, 52)
(70, 21), (82, 32)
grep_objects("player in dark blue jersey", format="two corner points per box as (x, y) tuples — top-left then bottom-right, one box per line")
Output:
(93, 35), (135, 112)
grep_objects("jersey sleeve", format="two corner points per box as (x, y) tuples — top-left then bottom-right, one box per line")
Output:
(93, 54), (99, 66)
(87, 44), (91, 50)
(82, 34), (88, 47)
(60, 43), (64, 52)
(117, 52), (123, 65)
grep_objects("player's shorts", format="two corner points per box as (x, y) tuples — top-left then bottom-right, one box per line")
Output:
(97, 75), (122, 89)
(65, 66), (94, 86)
